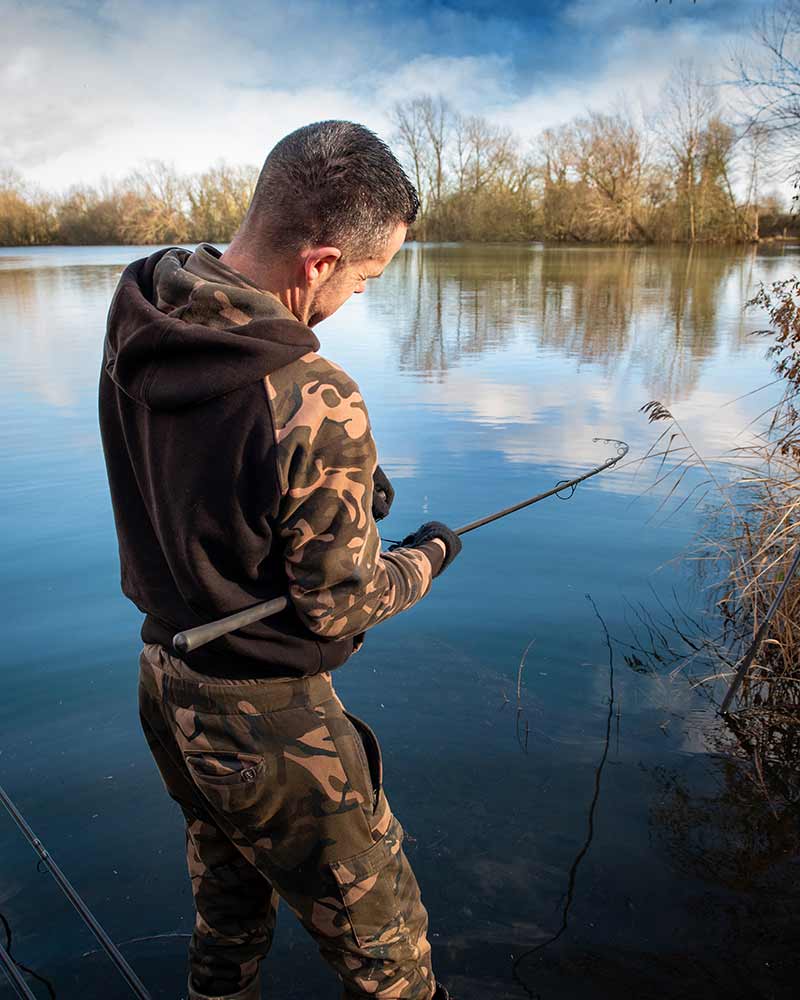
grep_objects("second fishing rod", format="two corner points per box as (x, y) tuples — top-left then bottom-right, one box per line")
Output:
(173, 438), (628, 655)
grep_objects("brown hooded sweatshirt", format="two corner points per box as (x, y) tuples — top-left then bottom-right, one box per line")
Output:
(99, 244), (443, 678)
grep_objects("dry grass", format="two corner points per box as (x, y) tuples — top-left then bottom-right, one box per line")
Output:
(637, 277), (800, 715)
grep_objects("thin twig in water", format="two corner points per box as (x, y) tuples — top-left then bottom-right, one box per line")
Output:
(0, 911), (57, 999)
(512, 596), (615, 998)
(517, 639), (535, 703)
(515, 639), (536, 754)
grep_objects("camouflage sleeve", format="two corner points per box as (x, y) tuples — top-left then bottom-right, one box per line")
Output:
(264, 354), (445, 640)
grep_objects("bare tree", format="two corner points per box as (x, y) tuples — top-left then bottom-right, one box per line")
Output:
(0, 168), (54, 245)
(391, 99), (431, 222)
(571, 109), (651, 240)
(739, 124), (771, 239)
(537, 124), (583, 240)
(538, 125), (574, 188)
(451, 112), (470, 195)
(733, 0), (800, 179)
(657, 61), (717, 243)
(187, 163), (258, 242)
(451, 115), (515, 194)
(122, 161), (191, 243)
(418, 95), (452, 206)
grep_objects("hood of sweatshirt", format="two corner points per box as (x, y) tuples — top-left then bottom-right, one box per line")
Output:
(104, 244), (319, 411)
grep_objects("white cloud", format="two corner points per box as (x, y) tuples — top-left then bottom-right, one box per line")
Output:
(399, 350), (774, 498)
(375, 53), (515, 111)
(0, 0), (388, 187)
(496, 22), (738, 141)
(0, 0), (780, 195)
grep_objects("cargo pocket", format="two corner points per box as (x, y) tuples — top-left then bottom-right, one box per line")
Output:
(184, 751), (266, 813)
(343, 712), (382, 811)
(329, 816), (405, 950)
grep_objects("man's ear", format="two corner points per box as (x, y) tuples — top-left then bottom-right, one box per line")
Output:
(302, 246), (342, 286)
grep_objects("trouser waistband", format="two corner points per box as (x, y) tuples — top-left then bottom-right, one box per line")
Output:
(139, 642), (335, 715)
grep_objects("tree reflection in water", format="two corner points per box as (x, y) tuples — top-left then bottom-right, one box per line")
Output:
(380, 243), (760, 403)
(645, 704), (799, 995)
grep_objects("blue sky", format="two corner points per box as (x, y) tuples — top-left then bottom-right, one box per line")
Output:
(1, 0), (772, 190)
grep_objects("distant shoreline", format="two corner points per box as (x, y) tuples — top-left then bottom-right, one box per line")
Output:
(1, 233), (798, 251)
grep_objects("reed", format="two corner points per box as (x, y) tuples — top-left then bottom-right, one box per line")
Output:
(638, 276), (800, 715)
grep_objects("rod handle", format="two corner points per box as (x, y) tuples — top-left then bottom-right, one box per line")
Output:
(173, 597), (288, 655)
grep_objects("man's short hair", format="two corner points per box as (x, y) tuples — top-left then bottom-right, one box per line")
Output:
(247, 120), (419, 260)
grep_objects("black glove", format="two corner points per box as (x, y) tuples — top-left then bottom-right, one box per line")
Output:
(372, 465), (395, 521)
(388, 520), (462, 576)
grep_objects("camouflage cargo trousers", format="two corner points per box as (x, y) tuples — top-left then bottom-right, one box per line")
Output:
(138, 643), (437, 999)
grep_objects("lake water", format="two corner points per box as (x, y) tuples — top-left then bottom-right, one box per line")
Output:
(1, 242), (798, 999)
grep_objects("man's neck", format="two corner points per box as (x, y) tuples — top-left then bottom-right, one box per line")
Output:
(221, 242), (305, 323)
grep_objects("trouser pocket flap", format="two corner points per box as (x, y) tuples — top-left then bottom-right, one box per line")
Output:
(328, 818), (410, 949)
(184, 751), (265, 784)
(330, 818), (403, 887)
(183, 751), (267, 813)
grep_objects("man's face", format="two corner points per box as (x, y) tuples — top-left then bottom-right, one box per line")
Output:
(306, 223), (407, 327)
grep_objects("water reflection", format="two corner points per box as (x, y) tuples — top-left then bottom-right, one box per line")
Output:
(645, 739), (799, 993)
(652, 755), (799, 890)
(612, 577), (800, 992)
(382, 244), (760, 401)
(0, 243), (792, 423)
(0, 264), (121, 411)
(617, 579), (800, 802)
(385, 245), (537, 374)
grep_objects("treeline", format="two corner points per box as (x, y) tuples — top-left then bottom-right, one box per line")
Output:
(0, 163), (258, 247)
(391, 64), (793, 245)
(3, 123), (791, 249)
(3, 36), (800, 249)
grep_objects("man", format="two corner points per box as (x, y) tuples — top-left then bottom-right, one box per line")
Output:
(99, 121), (461, 1000)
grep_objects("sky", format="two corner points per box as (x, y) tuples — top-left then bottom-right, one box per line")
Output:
(0, 0), (775, 192)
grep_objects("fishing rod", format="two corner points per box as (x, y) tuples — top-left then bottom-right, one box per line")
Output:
(455, 437), (628, 535)
(174, 438), (628, 654)
(0, 784), (152, 1000)
(173, 438), (628, 656)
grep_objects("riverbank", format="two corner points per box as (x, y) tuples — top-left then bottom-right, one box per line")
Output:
(1, 231), (798, 249)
